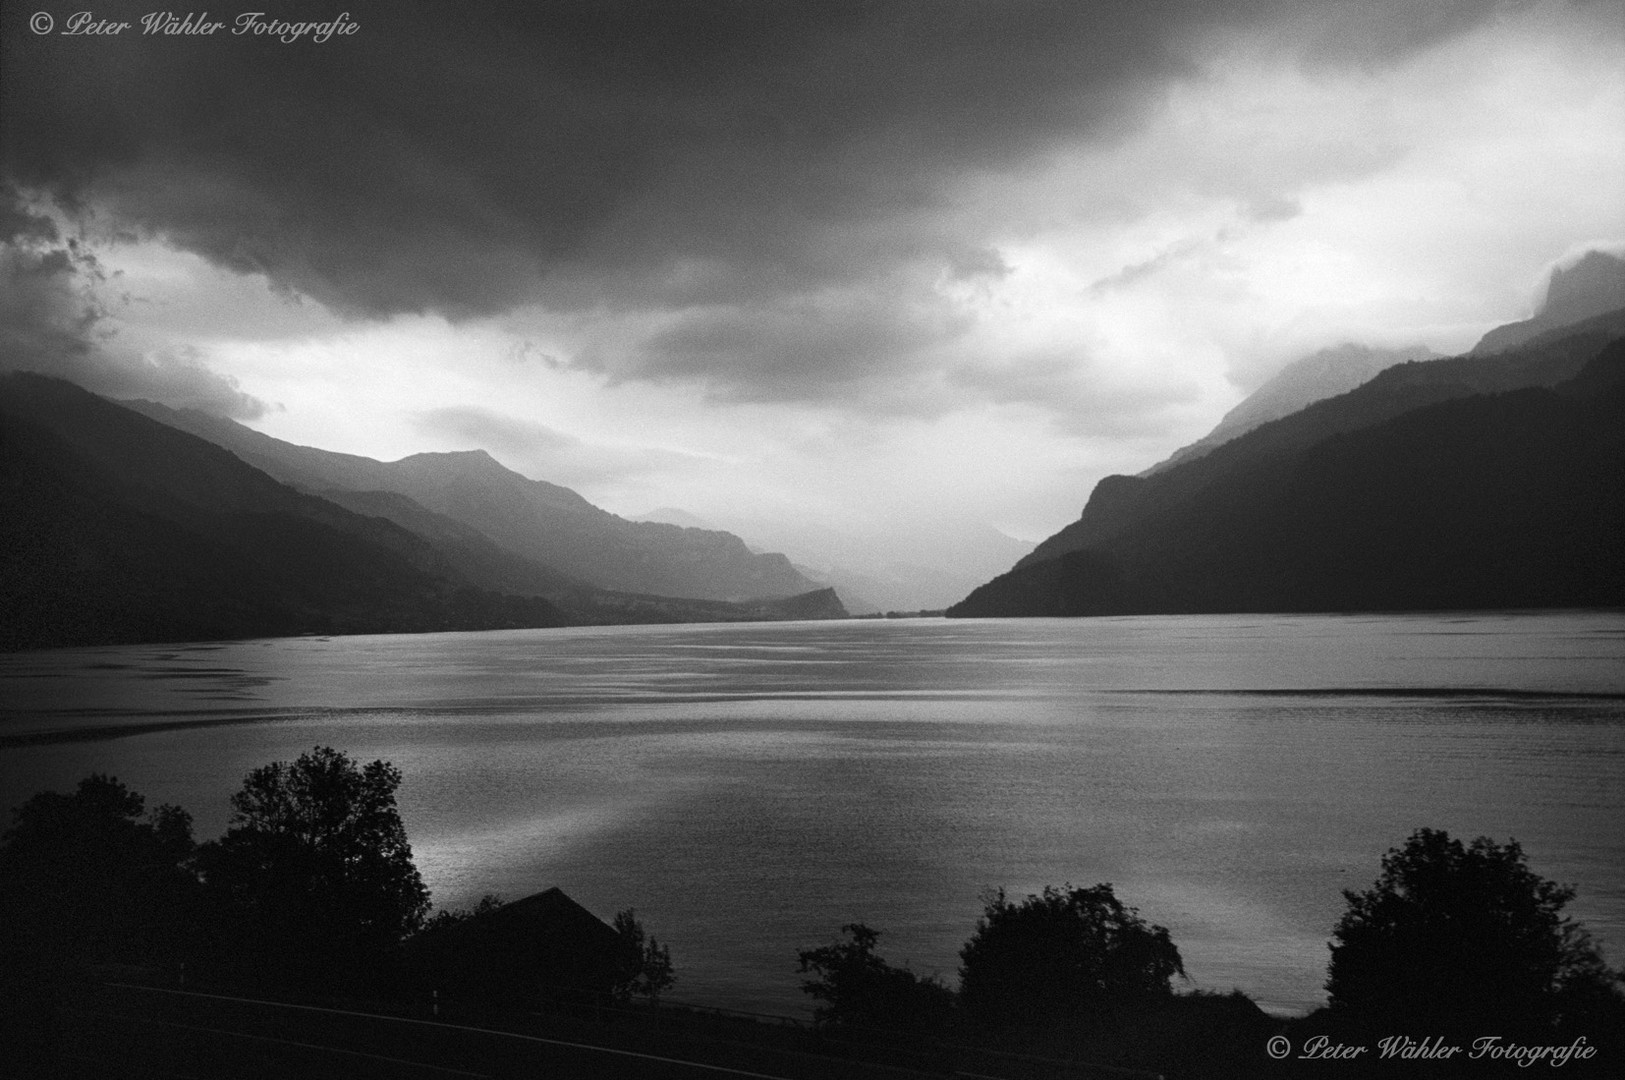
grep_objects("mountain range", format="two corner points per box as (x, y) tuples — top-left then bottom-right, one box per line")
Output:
(7, 249), (1620, 648)
(0, 375), (575, 650)
(706, 513), (1036, 615)
(118, 402), (823, 605)
(950, 252), (1625, 618)
(0, 380), (847, 650)
(630, 507), (1036, 614)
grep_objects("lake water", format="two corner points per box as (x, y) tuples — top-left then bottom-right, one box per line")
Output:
(2, 612), (1623, 1017)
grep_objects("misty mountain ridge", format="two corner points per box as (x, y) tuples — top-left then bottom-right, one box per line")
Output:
(1472, 249), (1625, 355)
(1, 377), (851, 649)
(702, 512), (1036, 613)
(292, 481), (822, 627)
(311, 483), (848, 626)
(1016, 306), (1625, 574)
(120, 401), (823, 605)
(629, 504), (1034, 612)
(1145, 342), (1439, 475)
(386, 448), (601, 517)
(955, 314), (1624, 617)
(631, 507), (716, 530)
(1142, 249), (1625, 477)
(0, 373), (573, 650)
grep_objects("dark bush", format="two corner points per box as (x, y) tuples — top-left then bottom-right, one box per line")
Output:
(958, 883), (1184, 1028)
(0, 774), (196, 967)
(798, 923), (955, 1033)
(613, 907), (676, 1005)
(1327, 828), (1624, 1035)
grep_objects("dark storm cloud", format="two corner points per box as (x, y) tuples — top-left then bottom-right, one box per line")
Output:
(613, 272), (972, 400)
(2, 0), (1521, 398)
(0, 188), (266, 416)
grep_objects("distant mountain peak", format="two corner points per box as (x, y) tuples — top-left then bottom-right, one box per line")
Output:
(631, 507), (714, 529)
(395, 447), (504, 468)
(1472, 248), (1625, 355)
(1541, 249), (1625, 327)
(1143, 341), (1436, 474)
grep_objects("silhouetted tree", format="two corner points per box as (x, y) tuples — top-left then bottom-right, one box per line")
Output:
(0, 775), (196, 1079)
(612, 908), (676, 1005)
(797, 923), (955, 1033)
(958, 884), (1183, 1028)
(1328, 828), (1624, 1035)
(195, 746), (430, 989)
(0, 774), (196, 966)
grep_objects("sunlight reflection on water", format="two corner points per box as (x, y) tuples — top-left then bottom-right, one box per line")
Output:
(2, 611), (1622, 1017)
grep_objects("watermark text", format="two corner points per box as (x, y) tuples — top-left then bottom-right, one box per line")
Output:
(1266, 1034), (1598, 1067)
(31, 11), (360, 42)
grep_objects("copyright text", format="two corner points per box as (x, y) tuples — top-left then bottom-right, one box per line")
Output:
(31, 11), (360, 42)
(1265, 1034), (1598, 1067)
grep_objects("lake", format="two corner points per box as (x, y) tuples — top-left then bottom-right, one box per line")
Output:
(2, 611), (1622, 1017)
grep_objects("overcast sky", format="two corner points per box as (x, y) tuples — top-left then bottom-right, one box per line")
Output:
(3, 0), (1622, 542)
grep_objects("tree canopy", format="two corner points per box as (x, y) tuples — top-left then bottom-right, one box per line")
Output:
(196, 746), (430, 987)
(612, 908), (677, 1005)
(797, 923), (954, 1032)
(1328, 828), (1624, 1034)
(958, 884), (1184, 1027)
(0, 774), (195, 966)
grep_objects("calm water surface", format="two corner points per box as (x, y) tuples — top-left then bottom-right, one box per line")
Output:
(3, 612), (1622, 1016)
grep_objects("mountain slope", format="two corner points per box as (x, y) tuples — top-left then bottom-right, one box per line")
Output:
(120, 403), (822, 603)
(1145, 343), (1438, 475)
(1140, 249), (1625, 478)
(0, 374), (570, 650)
(1016, 311), (1624, 574)
(951, 332), (1624, 617)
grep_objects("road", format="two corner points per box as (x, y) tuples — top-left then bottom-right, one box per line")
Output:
(45, 982), (998, 1079)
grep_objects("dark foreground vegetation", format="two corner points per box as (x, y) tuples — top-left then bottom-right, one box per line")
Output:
(3, 752), (1622, 1078)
